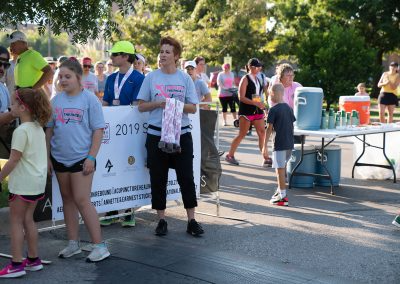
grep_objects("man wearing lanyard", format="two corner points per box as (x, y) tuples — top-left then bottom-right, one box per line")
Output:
(102, 41), (145, 106)
(101, 41), (145, 227)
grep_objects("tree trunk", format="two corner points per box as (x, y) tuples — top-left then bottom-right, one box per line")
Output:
(371, 49), (384, 98)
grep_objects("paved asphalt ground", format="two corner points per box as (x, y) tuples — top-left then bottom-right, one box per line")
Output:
(0, 117), (399, 283)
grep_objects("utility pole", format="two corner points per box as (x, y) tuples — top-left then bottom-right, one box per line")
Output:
(47, 22), (51, 57)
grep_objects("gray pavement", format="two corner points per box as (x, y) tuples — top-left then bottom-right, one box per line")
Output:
(0, 120), (399, 283)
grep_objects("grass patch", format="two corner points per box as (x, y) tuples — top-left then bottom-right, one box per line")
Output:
(0, 181), (8, 208)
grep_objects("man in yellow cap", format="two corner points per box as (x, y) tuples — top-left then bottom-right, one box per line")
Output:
(7, 31), (53, 91)
(101, 40), (145, 227)
(102, 41), (145, 106)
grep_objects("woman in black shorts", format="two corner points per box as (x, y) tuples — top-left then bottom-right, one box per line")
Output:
(377, 62), (400, 123)
(217, 63), (238, 126)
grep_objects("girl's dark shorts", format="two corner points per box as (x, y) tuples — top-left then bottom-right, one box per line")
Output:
(378, 92), (398, 106)
(51, 156), (96, 173)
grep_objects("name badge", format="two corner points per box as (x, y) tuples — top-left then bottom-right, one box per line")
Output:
(112, 99), (120, 106)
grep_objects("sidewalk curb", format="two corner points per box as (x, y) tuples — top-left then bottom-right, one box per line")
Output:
(0, 207), (9, 236)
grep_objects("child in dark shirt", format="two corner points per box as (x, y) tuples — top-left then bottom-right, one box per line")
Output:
(262, 83), (296, 206)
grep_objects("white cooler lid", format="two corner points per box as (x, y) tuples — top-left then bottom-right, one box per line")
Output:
(293, 144), (315, 151)
(339, 96), (370, 103)
(315, 144), (341, 150)
(295, 87), (324, 95)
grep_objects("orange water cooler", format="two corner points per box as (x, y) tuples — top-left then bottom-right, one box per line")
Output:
(339, 96), (370, 125)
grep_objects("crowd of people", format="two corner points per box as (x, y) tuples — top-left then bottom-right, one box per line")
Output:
(0, 29), (399, 279)
(0, 31), (211, 278)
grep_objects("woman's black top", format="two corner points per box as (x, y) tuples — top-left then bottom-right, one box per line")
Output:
(238, 74), (264, 116)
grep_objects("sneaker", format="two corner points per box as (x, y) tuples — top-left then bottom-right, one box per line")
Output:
(0, 263), (26, 278)
(271, 190), (279, 199)
(100, 217), (119, 226)
(155, 219), (168, 236)
(392, 215), (400, 228)
(187, 219), (204, 237)
(270, 195), (289, 206)
(121, 213), (136, 227)
(100, 211), (120, 227)
(22, 258), (43, 271)
(223, 121), (228, 126)
(225, 154), (239, 165)
(58, 240), (82, 258)
(86, 243), (110, 262)
(262, 158), (272, 168)
(246, 130), (252, 136)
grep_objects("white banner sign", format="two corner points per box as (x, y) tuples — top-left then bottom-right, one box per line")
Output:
(52, 106), (201, 221)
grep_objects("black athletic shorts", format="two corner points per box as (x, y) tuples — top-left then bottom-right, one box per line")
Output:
(378, 92), (398, 106)
(8, 193), (45, 203)
(51, 156), (96, 173)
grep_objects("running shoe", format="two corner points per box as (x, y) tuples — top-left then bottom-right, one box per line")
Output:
(270, 195), (289, 206)
(392, 215), (400, 228)
(121, 212), (136, 227)
(262, 158), (272, 168)
(0, 263), (26, 278)
(271, 190), (279, 199)
(86, 243), (110, 262)
(100, 211), (120, 226)
(100, 217), (119, 226)
(187, 219), (204, 237)
(155, 219), (168, 236)
(225, 155), (239, 165)
(58, 240), (82, 258)
(22, 258), (43, 271)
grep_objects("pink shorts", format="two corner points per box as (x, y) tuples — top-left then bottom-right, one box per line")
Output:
(8, 193), (45, 203)
(240, 113), (264, 122)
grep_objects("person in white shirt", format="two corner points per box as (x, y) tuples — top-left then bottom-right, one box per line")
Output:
(133, 53), (146, 75)
(0, 46), (11, 113)
(184, 60), (211, 109)
(104, 59), (114, 76)
(4, 50), (16, 98)
(81, 57), (98, 96)
(194, 56), (211, 88)
(43, 57), (57, 98)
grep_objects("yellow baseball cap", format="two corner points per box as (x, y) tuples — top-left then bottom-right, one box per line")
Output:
(108, 41), (135, 54)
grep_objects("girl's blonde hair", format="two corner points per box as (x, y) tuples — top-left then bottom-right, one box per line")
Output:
(15, 88), (52, 126)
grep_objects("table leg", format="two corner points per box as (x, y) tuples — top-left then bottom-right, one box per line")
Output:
(352, 133), (396, 183)
(318, 138), (335, 195)
(352, 134), (366, 178)
(382, 133), (396, 183)
(289, 135), (305, 189)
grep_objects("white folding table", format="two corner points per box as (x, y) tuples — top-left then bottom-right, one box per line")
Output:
(291, 125), (400, 195)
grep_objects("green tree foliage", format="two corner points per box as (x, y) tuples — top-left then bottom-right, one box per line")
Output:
(0, 31), (77, 58)
(295, 25), (377, 109)
(0, 0), (135, 43)
(172, 0), (273, 71)
(270, 0), (400, 97)
(115, 0), (273, 70)
(114, 0), (197, 66)
(324, 0), (400, 96)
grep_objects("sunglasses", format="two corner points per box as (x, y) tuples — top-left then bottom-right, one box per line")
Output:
(0, 62), (10, 69)
(111, 52), (125, 57)
(83, 65), (92, 68)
